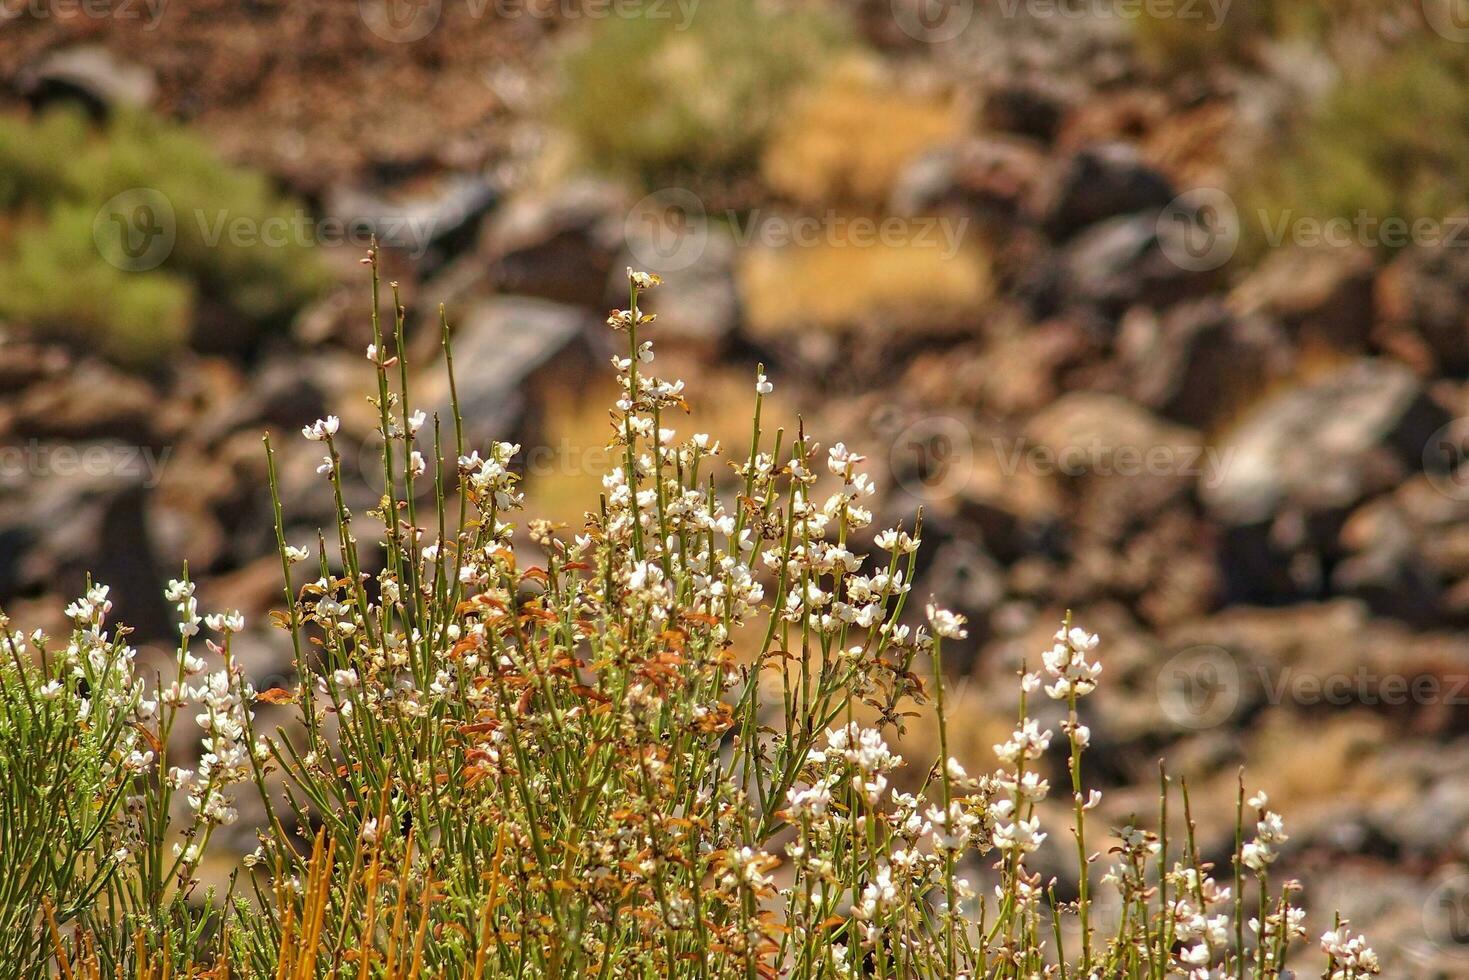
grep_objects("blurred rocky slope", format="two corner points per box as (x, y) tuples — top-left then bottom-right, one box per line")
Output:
(5, 1), (1469, 970)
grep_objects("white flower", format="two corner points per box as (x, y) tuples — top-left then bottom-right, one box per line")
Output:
(302, 416), (340, 441)
(925, 603), (968, 640)
(204, 610), (245, 634)
(627, 268), (662, 290)
(1320, 925), (1379, 976)
(994, 718), (1053, 766)
(755, 373), (773, 395)
(874, 528), (920, 554)
(827, 442), (866, 474)
(1241, 840), (1273, 872)
(993, 815), (1046, 853)
(1042, 623), (1102, 699)
(1180, 943), (1210, 966)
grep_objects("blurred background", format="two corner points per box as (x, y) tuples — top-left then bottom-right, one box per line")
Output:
(6, 0), (1469, 970)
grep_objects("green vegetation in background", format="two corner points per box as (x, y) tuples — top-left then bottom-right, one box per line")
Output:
(0, 107), (328, 367)
(1240, 37), (1469, 260)
(556, 0), (849, 182)
(1132, 0), (1353, 72)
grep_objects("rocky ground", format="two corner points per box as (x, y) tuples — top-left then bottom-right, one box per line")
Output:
(5, 1), (1469, 971)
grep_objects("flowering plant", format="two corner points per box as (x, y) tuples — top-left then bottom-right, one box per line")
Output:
(0, 262), (1379, 979)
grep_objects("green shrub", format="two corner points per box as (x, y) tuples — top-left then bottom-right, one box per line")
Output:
(557, 0), (848, 180)
(1241, 37), (1469, 258)
(1132, 0), (1351, 72)
(0, 202), (192, 366)
(0, 593), (177, 976)
(0, 107), (328, 364)
(0, 108), (90, 212)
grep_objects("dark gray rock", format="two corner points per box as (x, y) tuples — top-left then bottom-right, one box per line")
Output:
(324, 173), (499, 272)
(1203, 359), (1449, 527)
(16, 46), (157, 118)
(1036, 142), (1176, 241)
(418, 296), (596, 449)
(484, 179), (627, 307)
(1042, 210), (1216, 317)
(1118, 298), (1293, 430)
(1378, 225), (1469, 374)
(1230, 243), (1376, 354)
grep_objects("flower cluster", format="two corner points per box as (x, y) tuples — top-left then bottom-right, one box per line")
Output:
(1, 264), (1383, 977)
